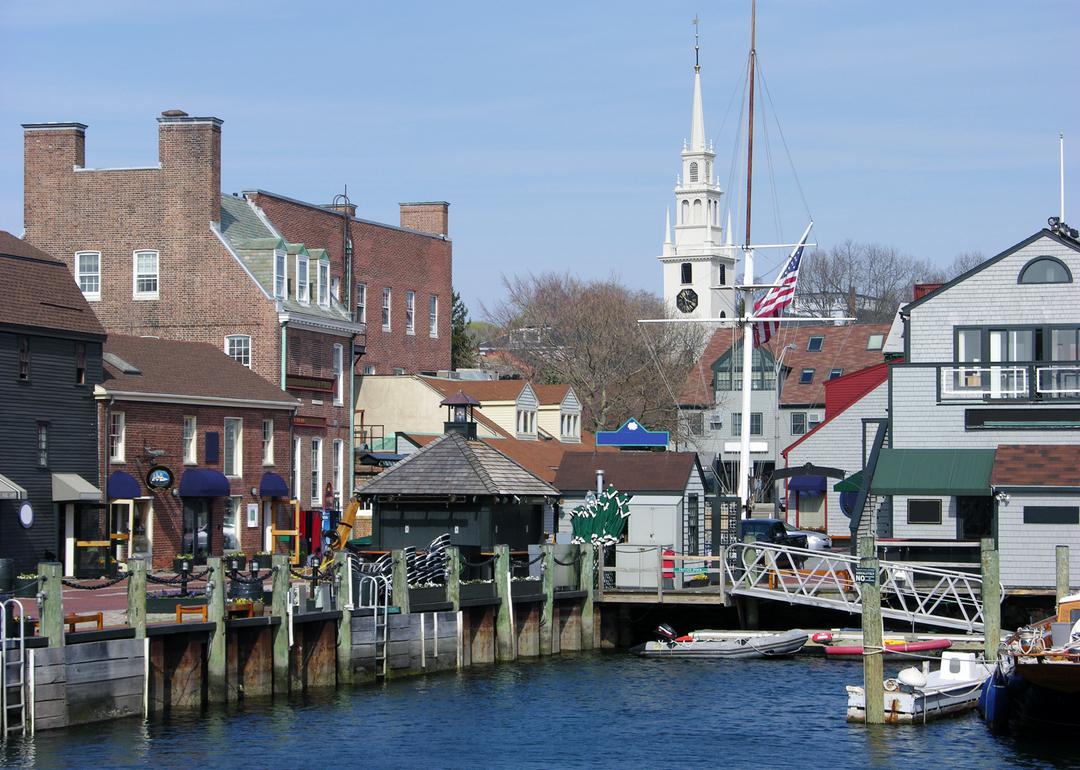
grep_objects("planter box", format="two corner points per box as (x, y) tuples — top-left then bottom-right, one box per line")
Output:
(460, 582), (496, 602)
(408, 586), (447, 606)
(511, 581), (544, 601)
(11, 580), (38, 599)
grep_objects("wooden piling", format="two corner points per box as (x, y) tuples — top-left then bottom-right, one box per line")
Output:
(207, 557), (226, 702)
(334, 551), (352, 686)
(38, 562), (64, 648)
(579, 544), (595, 650)
(857, 535), (884, 725)
(391, 549), (410, 614)
(494, 545), (515, 662)
(1056, 545), (1070, 605)
(446, 546), (461, 612)
(271, 554), (291, 695)
(126, 557), (146, 639)
(981, 538), (1000, 663)
(540, 544), (554, 656)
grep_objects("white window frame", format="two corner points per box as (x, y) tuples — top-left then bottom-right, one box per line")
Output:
(225, 335), (252, 368)
(183, 416), (197, 464)
(75, 250), (101, 300)
(382, 288), (391, 331)
(429, 294), (438, 337)
(132, 250), (159, 300)
(333, 439), (344, 508)
(109, 411), (126, 462)
(223, 496), (242, 551)
(363, 364), (376, 376)
(318, 261), (330, 306)
(311, 437), (323, 507)
(273, 249), (286, 299)
(224, 417), (243, 478)
(405, 290), (415, 335)
(262, 419), (274, 466)
(293, 436), (302, 503)
(332, 343), (344, 406)
(296, 254), (310, 303)
(357, 283), (367, 324)
(331, 276), (341, 303)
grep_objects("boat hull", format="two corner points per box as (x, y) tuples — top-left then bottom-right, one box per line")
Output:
(633, 630), (808, 659)
(825, 639), (952, 660)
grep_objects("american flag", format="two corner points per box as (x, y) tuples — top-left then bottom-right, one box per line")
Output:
(752, 222), (813, 347)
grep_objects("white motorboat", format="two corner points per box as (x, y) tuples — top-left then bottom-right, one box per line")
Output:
(632, 625), (808, 659)
(846, 651), (994, 724)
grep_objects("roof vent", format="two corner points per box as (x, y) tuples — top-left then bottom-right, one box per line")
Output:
(103, 352), (141, 375)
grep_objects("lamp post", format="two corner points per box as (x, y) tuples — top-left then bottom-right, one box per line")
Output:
(772, 343), (796, 518)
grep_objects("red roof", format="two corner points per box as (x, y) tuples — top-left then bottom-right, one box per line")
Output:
(991, 445), (1080, 487)
(782, 361), (891, 458)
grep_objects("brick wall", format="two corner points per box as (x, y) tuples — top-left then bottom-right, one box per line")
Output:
(250, 192), (452, 375)
(399, 202), (449, 237)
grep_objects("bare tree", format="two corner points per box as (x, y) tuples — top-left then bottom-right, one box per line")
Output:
(485, 273), (705, 437)
(947, 251), (985, 279)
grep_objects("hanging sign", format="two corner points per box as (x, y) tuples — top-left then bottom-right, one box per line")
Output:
(146, 465), (175, 491)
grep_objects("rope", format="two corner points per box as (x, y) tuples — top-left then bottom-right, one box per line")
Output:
(60, 574), (128, 590)
(228, 571), (269, 585)
(146, 573), (188, 586)
(554, 553), (583, 567)
(463, 556), (496, 568)
(8, 578), (39, 592)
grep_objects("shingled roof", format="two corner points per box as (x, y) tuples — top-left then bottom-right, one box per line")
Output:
(421, 376), (571, 406)
(358, 431), (559, 498)
(991, 445), (1080, 488)
(554, 451), (703, 494)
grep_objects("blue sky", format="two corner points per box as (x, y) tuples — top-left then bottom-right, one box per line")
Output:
(1, 1), (1077, 315)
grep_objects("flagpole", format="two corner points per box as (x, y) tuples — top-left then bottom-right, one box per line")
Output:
(737, 0), (758, 518)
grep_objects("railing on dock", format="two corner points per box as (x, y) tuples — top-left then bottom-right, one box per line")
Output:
(596, 544), (726, 601)
(724, 541), (990, 633)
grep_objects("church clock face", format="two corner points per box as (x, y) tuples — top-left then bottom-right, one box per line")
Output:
(676, 288), (698, 314)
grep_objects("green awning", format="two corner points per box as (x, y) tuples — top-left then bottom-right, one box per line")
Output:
(834, 469), (864, 492)
(870, 448), (995, 497)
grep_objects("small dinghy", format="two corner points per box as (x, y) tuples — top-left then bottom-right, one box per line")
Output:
(824, 638), (952, 660)
(631, 624), (808, 659)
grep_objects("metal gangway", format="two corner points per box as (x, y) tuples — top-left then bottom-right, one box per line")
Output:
(724, 541), (988, 633)
(1, 599), (28, 739)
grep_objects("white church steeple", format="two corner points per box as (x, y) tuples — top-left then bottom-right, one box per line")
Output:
(659, 21), (737, 322)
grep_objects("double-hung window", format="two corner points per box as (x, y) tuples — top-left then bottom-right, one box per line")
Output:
(791, 412), (807, 436)
(109, 411), (126, 462)
(262, 419), (274, 465)
(297, 255), (310, 303)
(183, 416), (197, 464)
(332, 343), (344, 406)
(310, 438), (323, 507)
(75, 251), (101, 300)
(225, 335), (252, 368)
(224, 418), (242, 477)
(273, 250), (286, 298)
(405, 290), (415, 335)
(731, 412), (763, 437)
(133, 250), (159, 299)
(382, 288), (391, 331)
(318, 261), (330, 306)
(357, 283), (367, 323)
(429, 295), (438, 337)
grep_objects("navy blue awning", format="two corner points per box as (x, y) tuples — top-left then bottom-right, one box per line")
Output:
(788, 475), (826, 493)
(107, 470), (141, 500)
(179, 469), (231, 498)
(259, 472), (289, 498)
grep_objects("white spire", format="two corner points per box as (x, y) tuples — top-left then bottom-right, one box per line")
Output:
(690, 64), (706, 152)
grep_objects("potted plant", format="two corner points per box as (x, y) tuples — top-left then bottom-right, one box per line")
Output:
(511, 576), (543, 601)
(407, 582), (447, 607)
(173, 554), (194, 574)
(13, 574), (38, 599)
(223, 552), (248, 573)
(252, 551), (273, 570)
(460, 579), (496, 602)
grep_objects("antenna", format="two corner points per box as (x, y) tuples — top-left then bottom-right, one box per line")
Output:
(693, 15), (700, 70)
(1061, 132), (1066, 222)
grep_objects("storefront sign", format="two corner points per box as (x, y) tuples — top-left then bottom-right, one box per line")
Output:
(285, 373), (336, 393)
(146, 465), (175, 491)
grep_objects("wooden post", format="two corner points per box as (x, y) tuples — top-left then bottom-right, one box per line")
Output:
(740, 534), (759, 630)
(858, 535), (884, 725)
(334, 550), (352, 686)
(38, 562), (64, 648)
(579, 544), (595, 650)
(540, 544), (554, 656)
(207, 556), (226, 702)
(271, 554), (291, 695)
(494, 544), (515, 662)
(1056, 545), (1070, 605)
(126, 557), (147, 639)
(446, 546), (461, 612)
(391, 549), (409, 614)
(981, 538), (1001, 663)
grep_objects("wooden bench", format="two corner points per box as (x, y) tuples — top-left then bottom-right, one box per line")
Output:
(176, 604), (208, 623)
(34, 611), (104, 634)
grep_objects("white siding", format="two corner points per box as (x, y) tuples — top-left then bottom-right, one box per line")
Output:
(891, 495), (956, 540)
(998, 493), (1080, 589)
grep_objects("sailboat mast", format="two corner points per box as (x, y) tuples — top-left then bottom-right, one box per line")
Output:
(737, 0), (758, 518)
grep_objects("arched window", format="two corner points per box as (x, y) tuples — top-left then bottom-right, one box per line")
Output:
(689, 162), (699, 183)
(693, 199), (703, 224)
(681, 199), (689, 224)
(1018, 256), (1072, 284)
(720, 311), (726, 319)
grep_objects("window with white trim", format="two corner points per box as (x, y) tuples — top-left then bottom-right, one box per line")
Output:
(75, 251), (101, 299)
(310, 438), (323, 507)
(223, 496), (241, 551)
(224, 418), (242, 477)
(791, 412), (807, 436)
(429, 295), (438, 337)
(183, 416), (197, 464)
(109, 411), (126, 462)
(262, 419), (274, 465)
(318, 261), (330, 306)
(273, 250), (286, 298)
(382, 288), (391, 331)
(333, 439), (344, 509)
(293, 436), (302, 502)
(332, 343), (344, 406)
(405, 290), (415, 335)
(297, 254), (309, 303)
(331, 276), (341, 303)
(363, 364), (376, 375)
(357, 283), (367, 323)
(225, 335), (251, 368)
(133, 250), (159, 299)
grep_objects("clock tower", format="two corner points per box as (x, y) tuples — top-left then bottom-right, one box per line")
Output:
(659, 34), (737, 321)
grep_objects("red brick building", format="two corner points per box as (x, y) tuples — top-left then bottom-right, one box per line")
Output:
(97, 335), (298, 569)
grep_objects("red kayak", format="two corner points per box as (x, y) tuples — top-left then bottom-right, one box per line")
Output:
(823, 638), (952, 658)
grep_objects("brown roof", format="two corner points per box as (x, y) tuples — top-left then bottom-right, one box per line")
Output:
(421, 376), (569, 405)
(101, 334), (298, 406)
(0, 231), (106, 338)
(554, 450), (702, 494)
(679, 323), (892, 407)
(991, 445), (1080, 487)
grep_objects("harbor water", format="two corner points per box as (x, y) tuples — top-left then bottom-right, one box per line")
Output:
(3, 653), (1076, 769)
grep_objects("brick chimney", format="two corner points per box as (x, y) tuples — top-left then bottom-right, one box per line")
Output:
(157, 110), (223, 225)
(399, 201), (449, 237)
(21, 122), (87, 242)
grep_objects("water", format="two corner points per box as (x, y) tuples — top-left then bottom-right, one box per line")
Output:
(3, 654), (1078, 769)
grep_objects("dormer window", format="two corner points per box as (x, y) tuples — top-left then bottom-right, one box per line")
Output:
(799, 368), (815, 384)
(681, 263), (693, 285)
(318, 260), (330, 306)
(1019, 256), (1072, 285)
(273, 250), (286, 298)
(689, 162), (699, 183)
(516, 408), (536, 437)
(296, 255), (309, 303)
(807, 336), (824, 352)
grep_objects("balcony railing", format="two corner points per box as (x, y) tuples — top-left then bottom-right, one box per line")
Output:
(939, 363), (1080, 402)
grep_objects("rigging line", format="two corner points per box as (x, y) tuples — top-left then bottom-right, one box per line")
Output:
(635, 322), (689, 448)
(724, 52), (752, 237)
(754, 60), (785, 257)
(756, 57), (813, 222)
(710, 58), (749, 157)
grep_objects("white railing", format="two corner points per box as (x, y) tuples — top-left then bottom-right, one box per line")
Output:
(724, 541), (988, 632)
(1035, 365), (1080, 397)
(939, 365), (1028, 400)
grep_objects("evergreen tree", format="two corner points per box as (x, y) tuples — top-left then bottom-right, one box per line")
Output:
(451, 289), (476, 369)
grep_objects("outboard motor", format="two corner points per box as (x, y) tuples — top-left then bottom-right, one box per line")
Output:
(655, 624), (678, 643)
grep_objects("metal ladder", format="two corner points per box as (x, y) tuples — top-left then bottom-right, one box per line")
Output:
(352, 563), (391, 679)
(1, 599), (28, 739)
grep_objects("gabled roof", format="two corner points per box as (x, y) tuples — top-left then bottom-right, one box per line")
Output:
(420, 376), (575, 407)
(991, 445), (1080, 488)
(782, 363), (891, 457)
(0, 231), (106, 338)
(358, 431), (558, 498)
(99, 334), (298, 407)
(554, 451), (703, 494)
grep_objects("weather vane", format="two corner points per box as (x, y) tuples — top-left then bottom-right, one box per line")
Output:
(692, 15), (700, 70)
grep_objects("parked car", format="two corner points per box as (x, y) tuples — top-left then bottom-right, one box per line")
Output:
(739, 518), (808, 549)
(784, 525), (832, 551)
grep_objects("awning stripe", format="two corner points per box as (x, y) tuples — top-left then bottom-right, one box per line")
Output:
(0, 473), (27, 500)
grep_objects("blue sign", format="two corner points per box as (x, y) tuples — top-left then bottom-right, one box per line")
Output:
(596, 419), (669, 448)
(146, 465), (175, 491)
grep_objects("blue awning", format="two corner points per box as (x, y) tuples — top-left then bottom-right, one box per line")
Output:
(107, 471), (141, 499)
(179, 469), (231, 498)
(259, 472), (289, 498)
(788, 475), (826, 493)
